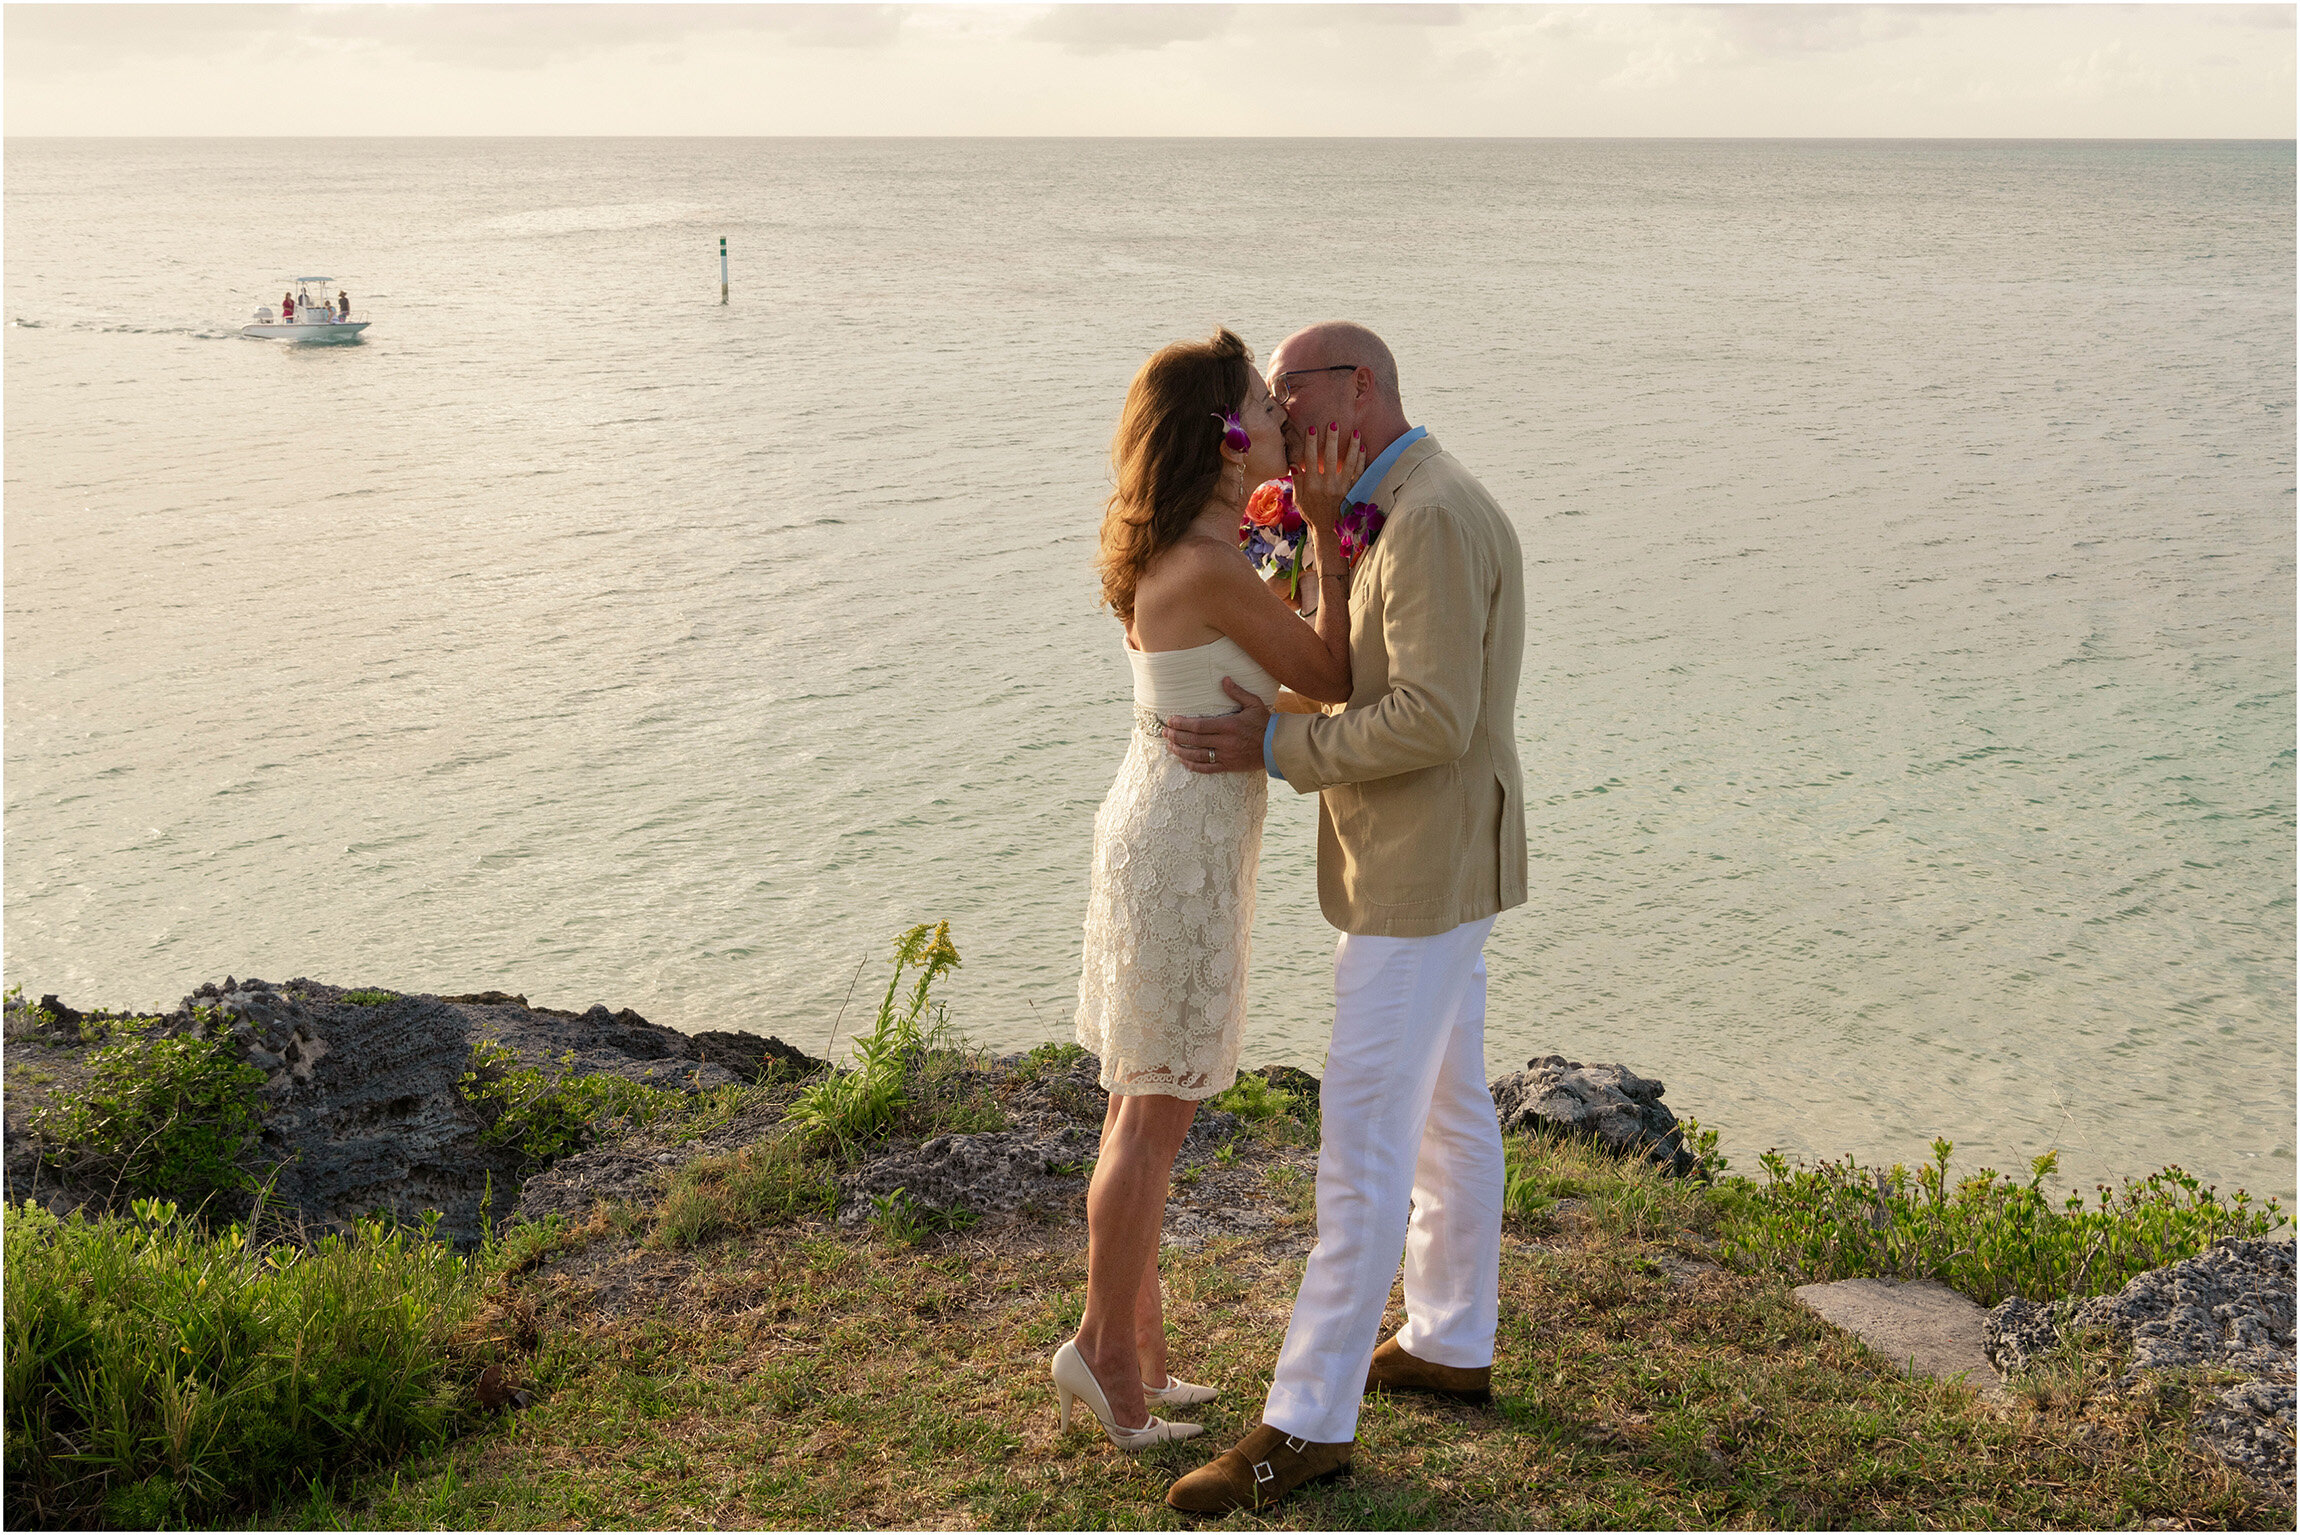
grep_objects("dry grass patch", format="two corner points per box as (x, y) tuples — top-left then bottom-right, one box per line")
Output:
(276, 1134), (2295, 1531)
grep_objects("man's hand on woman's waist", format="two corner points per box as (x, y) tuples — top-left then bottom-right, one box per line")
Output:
(1163, 678), (1273, 776)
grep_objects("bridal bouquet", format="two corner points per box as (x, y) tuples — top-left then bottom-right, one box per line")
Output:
(1239, 480), (1390, 601)
(1239, 478), (1309, 599)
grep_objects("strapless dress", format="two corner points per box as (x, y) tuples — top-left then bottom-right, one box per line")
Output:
(1074, 636), (1277, 1099)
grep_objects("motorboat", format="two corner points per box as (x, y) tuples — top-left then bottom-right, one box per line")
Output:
(242, 276), (369, 342)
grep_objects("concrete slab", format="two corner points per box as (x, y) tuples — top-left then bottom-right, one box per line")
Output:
(1793, 1277), (2007, 1401)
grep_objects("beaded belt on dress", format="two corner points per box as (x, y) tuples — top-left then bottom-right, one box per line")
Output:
(1133, 704), (1168, 739)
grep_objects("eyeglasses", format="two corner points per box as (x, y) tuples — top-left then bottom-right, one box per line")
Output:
(1273, 364), (1360, 404)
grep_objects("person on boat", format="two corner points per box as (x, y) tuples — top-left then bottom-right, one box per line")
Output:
(338, 290), (350, 320)
(282, 292), (295, 322)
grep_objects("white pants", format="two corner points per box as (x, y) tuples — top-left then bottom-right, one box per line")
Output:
(1262, 915), (1503, 1444)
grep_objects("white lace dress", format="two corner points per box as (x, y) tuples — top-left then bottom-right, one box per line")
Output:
(1075, 636), (1277, 1100)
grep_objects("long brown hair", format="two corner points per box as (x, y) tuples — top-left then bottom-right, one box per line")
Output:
(1096, 327), (1254, 622)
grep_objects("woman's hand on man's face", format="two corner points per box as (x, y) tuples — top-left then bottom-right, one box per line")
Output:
(1289, 421), (1367, 534)
(1279, 418), (1306, 470)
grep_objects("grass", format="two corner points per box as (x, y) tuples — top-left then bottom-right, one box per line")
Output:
(650, 1135), (840, 1251)
(1504, 1127), (1712, 1245)
(228, 1126), (2286, 1532)
(8, 933), (2289, 1529)
(3, 1197), (483, 1529)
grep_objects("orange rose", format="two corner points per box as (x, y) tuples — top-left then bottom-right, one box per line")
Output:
(1243, 478), (1295, 528)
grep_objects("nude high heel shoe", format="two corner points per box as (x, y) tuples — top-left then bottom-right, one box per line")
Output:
(1052, 1341), (1205, 1449)
(1142, 1371), (1218, 1407)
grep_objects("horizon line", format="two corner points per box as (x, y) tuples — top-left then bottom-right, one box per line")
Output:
(10, 132), (2297, 143)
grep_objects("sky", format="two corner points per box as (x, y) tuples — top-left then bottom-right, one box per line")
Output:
(4, 3), (2293, 138)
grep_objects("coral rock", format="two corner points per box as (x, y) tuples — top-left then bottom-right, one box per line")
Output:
(1488, 1054), (1695, 1176)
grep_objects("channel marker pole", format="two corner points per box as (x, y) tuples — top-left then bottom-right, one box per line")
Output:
(720, 237), (729, 304)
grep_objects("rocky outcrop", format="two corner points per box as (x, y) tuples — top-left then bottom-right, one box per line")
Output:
(1984, 1239), (2296, 1495)
(839, 1125), (1104, 1226)
(3, 977), (829, 1247)
(11, 981), (1714, 1258)
(1488, 1055), (1696, 1177)
(1983, 1238), (2295, 1380)
(687, 1030), (828, 1083)
(217, 981), (521, 1245)
(514, 1097), (791, 1225)
(833, 1051), (1257, 1245)
(2191, 1378), (2297, 1498)
(836, 1049), (1110, 1227)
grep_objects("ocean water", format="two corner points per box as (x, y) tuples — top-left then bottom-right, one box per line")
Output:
(5, 138), (2292, 1210)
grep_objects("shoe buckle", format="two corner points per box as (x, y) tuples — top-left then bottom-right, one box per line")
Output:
(1251, 1459), (1275, 1487)
(1283, 1434), (1307, 1454)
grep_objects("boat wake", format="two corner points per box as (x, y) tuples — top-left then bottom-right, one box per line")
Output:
(13, 317), (243, 341)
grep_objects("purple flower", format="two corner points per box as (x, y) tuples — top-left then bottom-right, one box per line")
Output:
(1212, 410), (1250, 454)
(1338, 499), (1388, 566)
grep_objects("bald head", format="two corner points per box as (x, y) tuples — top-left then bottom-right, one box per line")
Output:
(1277, 322), (1399, 407)
(1269, 321), (1411, 461)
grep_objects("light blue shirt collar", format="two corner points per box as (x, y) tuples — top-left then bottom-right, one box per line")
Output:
(1345, 425), (1426, 506)
(1263, 423), (1428, 780)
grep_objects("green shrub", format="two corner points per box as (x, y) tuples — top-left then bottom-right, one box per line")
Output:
(4, 1198), (481, 1527)
(787, 922), (962, 1155)
(28, 1028), (266, 1215)
(1676, 1114), (1730, 1180)
(651, 1136), (839, 1249)
(894, 1044), (1009, 1141)
(338, 989), (399, 1007)
(1208, 1071), (1301, 1123)
(457, 1042), (675, 1169)
(1717, 1139), (2290, 1307)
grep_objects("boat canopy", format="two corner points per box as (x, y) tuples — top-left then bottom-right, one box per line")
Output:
(290, 276), (334, 285)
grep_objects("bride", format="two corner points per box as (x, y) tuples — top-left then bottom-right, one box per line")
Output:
(1056, 327), (1364, 1448)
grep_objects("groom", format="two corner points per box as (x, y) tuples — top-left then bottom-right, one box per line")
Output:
(1159, 321), (1527, 1513)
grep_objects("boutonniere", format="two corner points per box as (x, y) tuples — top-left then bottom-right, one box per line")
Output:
(1337, 499), (1387, 567)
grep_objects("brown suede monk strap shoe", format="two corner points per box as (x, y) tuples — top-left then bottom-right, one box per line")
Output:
(1165, 1423), (1353, 1514)
(1364, 1335), (1493, 1404)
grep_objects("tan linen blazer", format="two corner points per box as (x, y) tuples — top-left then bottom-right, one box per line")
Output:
(1269, 432), (1528, 937)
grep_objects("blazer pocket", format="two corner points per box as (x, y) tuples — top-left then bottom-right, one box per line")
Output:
(1334, 761), (1468, 907)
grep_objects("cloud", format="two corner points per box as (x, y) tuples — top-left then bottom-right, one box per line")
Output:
(1020, 4), (1238, 55)
(4, 4), (912, 71)
(5, 4), (277, 64)
(2056, 36), (2172, 100)
(5, 2), (2291, 136)
(1708, 4), (1928, 60)
(1343, 4), (1470, 25)
(1018, 2), (1466, 56)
